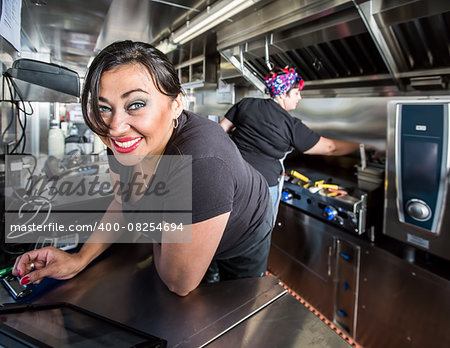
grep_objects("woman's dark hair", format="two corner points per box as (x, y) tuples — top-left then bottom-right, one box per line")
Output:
(81, 40), (182, 136)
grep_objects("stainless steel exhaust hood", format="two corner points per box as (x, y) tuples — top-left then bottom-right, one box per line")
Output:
(216, 0), (450, 96)
(5, 59), (80, 102)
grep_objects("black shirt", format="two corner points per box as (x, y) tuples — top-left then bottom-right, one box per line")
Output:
(224, 98), (320, 186)
(108, 110), (271, 260)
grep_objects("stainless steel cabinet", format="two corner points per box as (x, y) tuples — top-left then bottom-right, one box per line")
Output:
(269, 203), (337, 319)
(269, 203), (450, 348)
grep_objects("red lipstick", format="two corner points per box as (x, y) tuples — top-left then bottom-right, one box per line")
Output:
(111, 137), (142, 153)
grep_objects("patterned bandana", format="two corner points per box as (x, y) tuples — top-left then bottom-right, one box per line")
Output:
(264, 67), (305, 98)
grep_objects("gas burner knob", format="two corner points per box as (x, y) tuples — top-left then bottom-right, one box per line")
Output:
(406, 199), (431, 221)
(323, 206), (338, 221)
(281, 191), (293, 202)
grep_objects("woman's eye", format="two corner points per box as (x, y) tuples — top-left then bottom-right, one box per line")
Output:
(128, 101), (145, 111)
(99, 105), (111, 113)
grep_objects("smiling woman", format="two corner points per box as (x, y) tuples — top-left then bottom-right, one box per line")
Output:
(13, 41), (274, 297)
(96, 63), (181, 164)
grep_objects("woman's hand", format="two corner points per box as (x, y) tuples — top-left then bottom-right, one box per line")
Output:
(13, 247), (85, 285)
(364, 144), (382, 162)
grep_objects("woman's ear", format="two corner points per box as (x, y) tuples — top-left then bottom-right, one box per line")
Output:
(172, 93), (183, 119)
(274, 93), (288, 110)
(274, 94), (285, 104)
(278, 92), (288, 100)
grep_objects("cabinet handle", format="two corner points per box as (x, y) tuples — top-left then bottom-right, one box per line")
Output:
(327, 246), (332, 276)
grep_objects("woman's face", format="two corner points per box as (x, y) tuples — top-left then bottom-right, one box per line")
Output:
(275, 87), (302, 111)
(97, 63), (182, 165)
(283, 88), (302, 111)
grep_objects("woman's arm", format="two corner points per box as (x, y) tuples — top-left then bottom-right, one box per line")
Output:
(13, 197), (125, 283)
(304, 136), (379, 157)
(14, 171), (126, 283)
(75, 198), (124, 266)
(304, 136), (359, 156)
(64, 171), (127, 267)
(220, 118), (235, 133)
(153, 211), (230, 296)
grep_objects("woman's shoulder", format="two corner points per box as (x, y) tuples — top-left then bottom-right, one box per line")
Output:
(239, 97), (272, 107)
(167, 111), (237, 159)
(178, 110), (224, 140)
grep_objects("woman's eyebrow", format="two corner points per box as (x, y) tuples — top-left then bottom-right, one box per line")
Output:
(98, 88), (149, 103)
(121, 88), (149, 99)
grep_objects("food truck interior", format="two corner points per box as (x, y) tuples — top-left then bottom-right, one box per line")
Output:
(0, 0), (449, 347)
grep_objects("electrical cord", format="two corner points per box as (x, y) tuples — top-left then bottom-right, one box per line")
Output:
(1, 76), (16, 144)
(1, 73), (34, 154)
(1, 74), (38, 256)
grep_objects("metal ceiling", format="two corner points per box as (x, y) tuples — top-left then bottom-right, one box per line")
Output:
(217, 0), (450, 95)
(20, 0), (112, 75)
(15, 0), (450, 95)
(19, 0), (215, 76)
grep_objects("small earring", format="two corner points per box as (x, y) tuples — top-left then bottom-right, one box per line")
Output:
(173, 117), (179, 129)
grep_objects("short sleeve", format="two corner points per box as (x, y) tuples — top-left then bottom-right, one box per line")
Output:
(191, 157), (234, 223)
(291, 118), (321, 152)
(107, 148), (121, 173)
(224, 102), (240, 124)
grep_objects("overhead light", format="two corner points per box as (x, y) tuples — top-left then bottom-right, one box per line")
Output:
(172, 0), (258, 45)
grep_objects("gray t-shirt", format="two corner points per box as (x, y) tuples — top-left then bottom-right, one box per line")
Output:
(108, 111), (271, 260)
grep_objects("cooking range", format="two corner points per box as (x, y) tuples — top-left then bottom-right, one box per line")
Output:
(280, 155), (384, 241)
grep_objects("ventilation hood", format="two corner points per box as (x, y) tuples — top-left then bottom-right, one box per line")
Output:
(216, 0), (450, 96)
(5, 59), (80, 102)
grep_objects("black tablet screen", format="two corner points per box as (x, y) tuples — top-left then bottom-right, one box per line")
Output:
(0, 304), (164, 347)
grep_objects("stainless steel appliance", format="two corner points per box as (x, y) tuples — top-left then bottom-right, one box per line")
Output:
(384, 100), (450, 260)
(280, 159), (384, 241)
(282, 178), (369, 236)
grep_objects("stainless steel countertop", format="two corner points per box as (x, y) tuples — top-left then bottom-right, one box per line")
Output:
(0, 243), (351, 347)
(210, 292), (351, 348)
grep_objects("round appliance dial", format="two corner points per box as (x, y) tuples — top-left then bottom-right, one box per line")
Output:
(406, 199), (431, 221)
(281, 191), (293, 202)
(323, 206), (338, 221)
